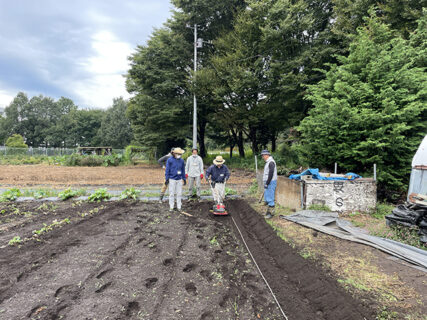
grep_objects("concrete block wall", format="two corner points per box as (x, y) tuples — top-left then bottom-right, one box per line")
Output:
(304, 179), (377, 212)
(257, 172), (377, 213)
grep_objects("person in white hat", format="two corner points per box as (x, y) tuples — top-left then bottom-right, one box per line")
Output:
(165, 147), (186, 212)
(185, 147), (204, 200)
(206, 155), (230, 208)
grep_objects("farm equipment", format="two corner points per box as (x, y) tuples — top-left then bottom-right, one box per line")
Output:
(206, 176), (228, 216)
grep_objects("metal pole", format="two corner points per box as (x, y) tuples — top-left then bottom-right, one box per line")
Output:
(374, 163), (377, 181)
(334, 162), (337, 174)
(300, 181), (304, 209)
(255, 155), (258, 174)
(192, 24), (197, 150)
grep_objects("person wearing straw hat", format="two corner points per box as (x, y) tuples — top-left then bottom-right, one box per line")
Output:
(261, 149), (277, 219)
(157, 147), (174, 203)
(185, 147), (204, 200)
(165, 147), (186, 212)
(206, 155), (230, 208)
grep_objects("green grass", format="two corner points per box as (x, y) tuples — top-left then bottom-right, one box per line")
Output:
(22, 188), (59, 199)
(371, 225), (426, 250)
(307, 204), (331, 211)
(370, 202), (395, 219)
(248, 179), (258, 194)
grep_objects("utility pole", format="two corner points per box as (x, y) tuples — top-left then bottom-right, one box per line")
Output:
(193, 23), (197, 150)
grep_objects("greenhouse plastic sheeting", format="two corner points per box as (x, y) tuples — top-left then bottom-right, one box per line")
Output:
(281, 211), (427, 270)
(412, 135), (427, 167)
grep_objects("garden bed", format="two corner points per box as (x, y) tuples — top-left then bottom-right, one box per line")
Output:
(0, 199), (375, 319)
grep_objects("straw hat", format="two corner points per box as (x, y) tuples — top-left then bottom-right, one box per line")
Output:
(213, 155), (225, 165)
(173, 147), (185, 154)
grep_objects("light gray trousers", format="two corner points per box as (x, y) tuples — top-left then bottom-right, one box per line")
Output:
(169, 179), (183, 209)
(188, 176), (201, 197)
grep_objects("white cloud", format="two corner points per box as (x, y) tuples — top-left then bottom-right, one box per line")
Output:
(0, 0), (172, 109)
(72, 31), (132, 108)
(0, 89), (14, 109)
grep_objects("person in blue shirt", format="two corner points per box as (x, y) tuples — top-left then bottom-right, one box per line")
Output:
(206, 156), (230, 208)
(165, 147), (186, 212)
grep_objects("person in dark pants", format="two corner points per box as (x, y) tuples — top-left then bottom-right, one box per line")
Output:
(261, 150), (277, 219)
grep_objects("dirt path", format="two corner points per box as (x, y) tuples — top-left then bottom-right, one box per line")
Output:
(0, 164), (254, 188)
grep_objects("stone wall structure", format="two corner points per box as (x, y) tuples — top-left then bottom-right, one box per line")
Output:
(257, 173), (377, 213)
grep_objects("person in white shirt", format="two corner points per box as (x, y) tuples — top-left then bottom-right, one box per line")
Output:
(185, 147), (204, 200)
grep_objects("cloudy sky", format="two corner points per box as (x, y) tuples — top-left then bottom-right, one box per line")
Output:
(0, 0), (173, 109)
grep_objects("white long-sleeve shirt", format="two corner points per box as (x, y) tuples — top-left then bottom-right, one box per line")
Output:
(185, 155), (204, 177)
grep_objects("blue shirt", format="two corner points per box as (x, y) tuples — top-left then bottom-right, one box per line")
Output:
(206, 164), (230, 183)
(165, 157), (186, 181)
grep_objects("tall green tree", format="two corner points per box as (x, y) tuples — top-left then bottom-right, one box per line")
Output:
(298, 11), (427, 193)
(97, 97), (133, 148)
(0, 115), (7, 144)
(126, 27), (191, 154)
(64, 109), (104, 147)
(209, 7), (270, 156)
(126, 0), (245, 156)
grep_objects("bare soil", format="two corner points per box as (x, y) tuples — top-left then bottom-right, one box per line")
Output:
(0, 164), (254, 188)
(0, 199), (376, 319)
(250, 198), (427, 319)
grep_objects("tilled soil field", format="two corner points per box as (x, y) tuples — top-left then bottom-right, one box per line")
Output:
(0, 164), (254, 187)
(0, 199), (375, 320)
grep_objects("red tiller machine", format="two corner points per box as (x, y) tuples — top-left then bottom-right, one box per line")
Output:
(206, 176), (228, 216)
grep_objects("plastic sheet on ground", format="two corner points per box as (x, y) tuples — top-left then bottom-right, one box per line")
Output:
(280, 211), (427, 271)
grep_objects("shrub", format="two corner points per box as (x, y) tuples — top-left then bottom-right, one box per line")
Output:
(58, 188), (79, 201)
(0, 188), (22, 202)
(88, 188), (112, 202)
(5, 134), (28, 148)
(119, 187), (141, 200)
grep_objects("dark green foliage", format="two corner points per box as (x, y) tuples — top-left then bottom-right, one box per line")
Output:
(126, 27), (190, 155)
(298, 12), (427, 192)
(0, 92), (133, 148)
(97, 98), (132, 149)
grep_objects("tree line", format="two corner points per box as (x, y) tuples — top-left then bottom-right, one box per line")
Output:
(0, 93), (132, 149)
(126, 0), (426, 193)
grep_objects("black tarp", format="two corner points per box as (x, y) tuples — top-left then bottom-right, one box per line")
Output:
(386, 202), (427, 243)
